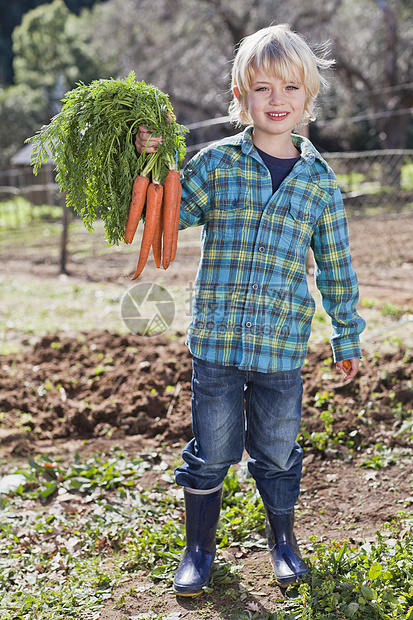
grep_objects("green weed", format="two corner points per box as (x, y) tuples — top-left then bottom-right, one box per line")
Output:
(380, 303), (407, 321)
(300, 396), (360, 453)
(279, 516), (413, 620)
(360, 443), (413, 470)
(0, 449), (412, 619)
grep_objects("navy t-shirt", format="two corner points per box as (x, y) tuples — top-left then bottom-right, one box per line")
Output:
(256, 146), (300, 193)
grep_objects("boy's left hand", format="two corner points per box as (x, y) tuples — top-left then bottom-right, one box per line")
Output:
(135, 126), (162, 154)
(336, 358), (360, 380)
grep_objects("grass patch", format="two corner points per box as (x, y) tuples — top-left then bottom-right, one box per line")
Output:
(333, 159), (413, 195)
(0, 448), (263, 619)
(402, 162), (413, 191)
(0, 277), (126, 349)
(0, 197), (62, 228)
(278, 521), (413, 619)
(0, 448), (411, 619)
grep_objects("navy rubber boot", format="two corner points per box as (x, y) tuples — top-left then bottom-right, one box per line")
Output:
(265, 510), (309, 587)
(173, 485), (222, 597)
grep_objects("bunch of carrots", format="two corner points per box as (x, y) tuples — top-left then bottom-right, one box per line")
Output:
(27, 73), (187, 270)
(124, 164), (182, 280)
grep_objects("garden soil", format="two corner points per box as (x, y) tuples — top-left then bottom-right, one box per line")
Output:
(0, 211), (413, 618)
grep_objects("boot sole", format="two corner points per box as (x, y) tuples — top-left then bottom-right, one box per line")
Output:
(173, 588), (204, 597)
(275, 571), (309, 588)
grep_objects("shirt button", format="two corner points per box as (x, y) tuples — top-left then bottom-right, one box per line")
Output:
(252, 283), (259, 290)
(246, 321), (252, 328)
(298, 211), (303, 218)
(258, 245), (265, 252)
(261, 171), (267, 177)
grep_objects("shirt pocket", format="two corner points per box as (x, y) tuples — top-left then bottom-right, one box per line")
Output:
(288, 197), (318, 225)
(277, 191), (329, 252)
(208, 186), (251, 241)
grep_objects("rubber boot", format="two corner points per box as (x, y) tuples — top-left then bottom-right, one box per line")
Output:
(265, 509), (309, 587)
(173, 485), (222, 597)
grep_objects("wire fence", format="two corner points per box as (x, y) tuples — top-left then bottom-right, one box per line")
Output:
(0, 165), (59, 205)
(1, 148), (412, 217)
(324, 150), (413, 214)
(1, 148), (412, 232)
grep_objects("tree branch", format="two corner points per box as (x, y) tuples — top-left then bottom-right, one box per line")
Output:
(293, 0), (344, 30)
(375, 0), (398, 86)
(334, 52), (382, 111)
(206, 0), (260, 45)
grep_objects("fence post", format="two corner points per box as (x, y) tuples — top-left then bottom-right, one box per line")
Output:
(60, 193), (69, 274)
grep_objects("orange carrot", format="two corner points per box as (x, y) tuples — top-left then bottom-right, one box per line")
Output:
(170, 181), (182, 263)
(131, 182), (164, 280)
(152, 201), (163, 268)
(343, 360), (352, 370)
(162, 170), (181, 269)
(124, 175), (150, 244)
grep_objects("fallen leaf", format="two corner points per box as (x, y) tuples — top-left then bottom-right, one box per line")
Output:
(0, 474), (26, 494)
(246, 601), (261, 611)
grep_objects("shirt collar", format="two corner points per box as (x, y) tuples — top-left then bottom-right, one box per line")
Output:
(235, 126), (329, 171)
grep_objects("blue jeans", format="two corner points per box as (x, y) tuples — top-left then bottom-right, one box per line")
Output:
(175, 357), (304, 514)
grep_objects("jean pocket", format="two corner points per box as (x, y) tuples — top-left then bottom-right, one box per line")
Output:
(193, 356), (237, 379)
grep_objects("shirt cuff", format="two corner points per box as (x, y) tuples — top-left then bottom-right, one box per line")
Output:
(331, 335), (363, 362)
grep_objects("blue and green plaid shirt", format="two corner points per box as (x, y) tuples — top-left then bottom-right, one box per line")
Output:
(179, 127), (365, 372)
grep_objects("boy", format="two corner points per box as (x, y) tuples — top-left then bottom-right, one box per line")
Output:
(135, 24), (366, 596)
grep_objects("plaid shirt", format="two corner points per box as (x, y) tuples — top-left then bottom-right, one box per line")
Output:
(179, 127), (365, 372)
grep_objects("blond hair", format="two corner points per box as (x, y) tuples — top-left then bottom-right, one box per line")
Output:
(229, 24), (334, 127)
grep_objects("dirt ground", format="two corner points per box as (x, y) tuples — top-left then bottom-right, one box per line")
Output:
(0, 211), (413, 618)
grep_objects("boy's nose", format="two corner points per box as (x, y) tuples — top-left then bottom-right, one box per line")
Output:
(269, 89), (285, 105)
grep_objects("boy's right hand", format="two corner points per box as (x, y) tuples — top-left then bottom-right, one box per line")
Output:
(135, 125), (162, 154)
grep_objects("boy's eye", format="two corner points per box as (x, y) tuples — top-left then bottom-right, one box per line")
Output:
(286, 85), (300, 90)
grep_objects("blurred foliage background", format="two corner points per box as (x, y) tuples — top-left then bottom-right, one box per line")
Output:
(0, 0), (412, 166)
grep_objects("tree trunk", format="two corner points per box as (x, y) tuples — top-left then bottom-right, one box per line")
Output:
(380, 112), (411, 188)
(60, 194), (70, 274)
(381, 111), (412, 150)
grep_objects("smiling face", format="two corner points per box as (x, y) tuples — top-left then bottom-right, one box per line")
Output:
(229, 25), (330, 143)
(239, 68), (306, 155)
